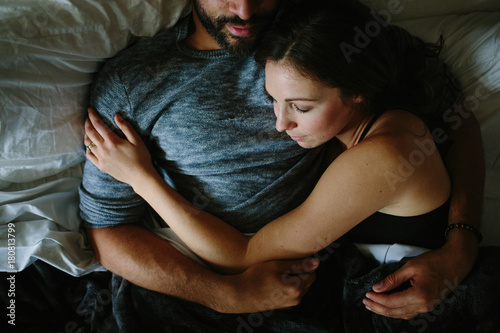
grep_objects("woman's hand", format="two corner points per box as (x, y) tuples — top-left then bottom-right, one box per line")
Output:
(84, 107), (155, 188)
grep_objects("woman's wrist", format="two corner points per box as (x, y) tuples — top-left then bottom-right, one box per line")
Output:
(130, 166), (163, 197)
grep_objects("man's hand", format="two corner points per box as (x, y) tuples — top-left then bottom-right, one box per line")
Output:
(214, 258), (319, 314)
(363, 234), (477, 320)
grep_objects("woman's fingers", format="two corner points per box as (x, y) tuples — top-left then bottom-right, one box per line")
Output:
(85, 108), (127, 159)
(85, 117), (100, 146)
(84, 108), (105, 149)
(85, 145), (100, 165)
(84, 118), (101, 159)
(87, 107), (119, 143)
(114, 113), (140, 146)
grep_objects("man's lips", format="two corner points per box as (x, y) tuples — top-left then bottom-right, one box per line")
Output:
(227, 25), (253, 37)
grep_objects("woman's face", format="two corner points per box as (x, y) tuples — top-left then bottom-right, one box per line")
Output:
(265, 61), (357, 149)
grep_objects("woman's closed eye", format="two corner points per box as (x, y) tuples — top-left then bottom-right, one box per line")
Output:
(292, 103), (310, 113)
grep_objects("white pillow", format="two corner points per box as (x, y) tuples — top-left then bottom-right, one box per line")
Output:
(0, 0), (190, 184)
(396, 12), (500, 245)
(360, 0), (500, 22)
(395, 13), (500, 157)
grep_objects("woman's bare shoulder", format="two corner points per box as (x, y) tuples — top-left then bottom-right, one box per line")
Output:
(345, 109), (450, 215)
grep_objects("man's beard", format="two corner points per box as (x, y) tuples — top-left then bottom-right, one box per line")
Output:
(192, 0), (273, 56)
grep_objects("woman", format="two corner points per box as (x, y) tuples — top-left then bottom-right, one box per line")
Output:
(84, 0), (461, 274)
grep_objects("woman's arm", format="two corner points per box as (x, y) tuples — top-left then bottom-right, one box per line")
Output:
(131, 167), (256, 273)
(85, 109), (361, 271)
(85, 109), (254, 273)
(85, 109), (447, 273)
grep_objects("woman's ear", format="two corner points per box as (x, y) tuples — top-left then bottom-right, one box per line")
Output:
(353, 95), (363, 104)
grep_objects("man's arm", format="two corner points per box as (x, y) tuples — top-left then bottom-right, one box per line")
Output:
(87, 224), (319, 314)
(364, 105), (484, 319)
(438, 102), (483, 272)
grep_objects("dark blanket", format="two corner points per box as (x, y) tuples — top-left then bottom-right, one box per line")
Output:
(2, 243), (500, 333)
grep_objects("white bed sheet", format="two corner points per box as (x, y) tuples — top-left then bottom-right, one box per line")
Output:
(0, 165), (104, 275)
(0, 0), (190, 184)
(0, 0), (190, 274)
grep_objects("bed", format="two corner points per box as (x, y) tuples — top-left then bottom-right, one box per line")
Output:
(1, 0), (499, 330)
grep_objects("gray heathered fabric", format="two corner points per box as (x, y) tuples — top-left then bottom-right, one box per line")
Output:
(79, 17), (330, 233)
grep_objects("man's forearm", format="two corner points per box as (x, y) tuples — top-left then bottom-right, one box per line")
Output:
(86, 224), (319, 314)
(444, 108), (484, 234)
(86, 224), (234, 311)
(442, 107), (484, 270)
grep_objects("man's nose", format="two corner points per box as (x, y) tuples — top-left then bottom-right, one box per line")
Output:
(229, 0), (260, 20)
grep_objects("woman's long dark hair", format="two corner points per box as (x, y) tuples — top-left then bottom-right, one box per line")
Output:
(255, 0), (462, 132)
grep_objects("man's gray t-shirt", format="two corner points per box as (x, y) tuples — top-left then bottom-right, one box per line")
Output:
(79, 17), (331, 233)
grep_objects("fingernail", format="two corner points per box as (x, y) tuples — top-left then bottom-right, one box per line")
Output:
(365, 305), (371, 311)
(309, 258), (320, 267)
(365, 293), (371, 299)
(373, 282), (383, 289)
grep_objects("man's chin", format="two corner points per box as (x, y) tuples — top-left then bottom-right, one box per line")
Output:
(220, 36), (258, 56)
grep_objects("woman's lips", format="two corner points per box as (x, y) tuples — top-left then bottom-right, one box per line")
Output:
(289, 136), (305, 142)
(227, 25), (253, 37)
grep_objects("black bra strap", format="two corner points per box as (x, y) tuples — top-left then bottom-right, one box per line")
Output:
(358, 112), (384, 143)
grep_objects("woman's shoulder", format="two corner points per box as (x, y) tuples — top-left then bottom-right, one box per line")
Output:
(359, 109), (432, 153)
(345, 109), (450, 215)
(338, 109), (445, 192)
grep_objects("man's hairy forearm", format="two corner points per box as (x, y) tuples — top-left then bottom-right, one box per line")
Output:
(86, 225), (233, 311)
(86, 224), (319, 314)
(444, 109), (485, 230)
(441, 107), (484, 268)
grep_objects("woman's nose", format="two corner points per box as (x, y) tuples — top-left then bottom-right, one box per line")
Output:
(275, 109), (296, 132)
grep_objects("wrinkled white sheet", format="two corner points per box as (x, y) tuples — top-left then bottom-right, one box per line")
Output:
(355, 243), (431, 264)
(0, 0), (190, 184)
(0, 165), (104, 275)
(0, 0), (190, 274)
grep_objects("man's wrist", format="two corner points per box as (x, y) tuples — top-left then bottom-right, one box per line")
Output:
(206, 274), (240, 313)
(445, 223), (482, 244)
(442, 227), (479, 274)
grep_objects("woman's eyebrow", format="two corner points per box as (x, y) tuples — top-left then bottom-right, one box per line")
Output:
(264, 87), (319, 102)
(284, 97), (319, 102)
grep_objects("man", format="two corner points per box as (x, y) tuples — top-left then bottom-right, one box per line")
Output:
(80, 0), (485, 329)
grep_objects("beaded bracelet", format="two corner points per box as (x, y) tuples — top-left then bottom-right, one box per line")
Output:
(444, 223), (483, 243)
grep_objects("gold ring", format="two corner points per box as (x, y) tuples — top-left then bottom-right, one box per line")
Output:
(86, 142), (95, 153)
